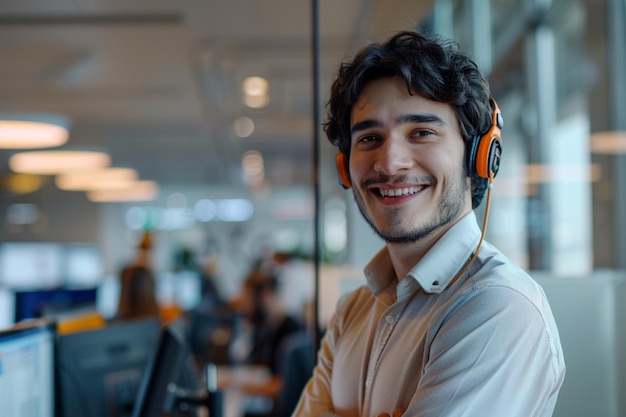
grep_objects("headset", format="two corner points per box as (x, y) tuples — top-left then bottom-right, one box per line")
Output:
(335, 98), (503, 189)
(467, 98), (503, 181)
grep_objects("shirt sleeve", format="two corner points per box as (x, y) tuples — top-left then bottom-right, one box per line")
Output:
(405, 285), (565, 417)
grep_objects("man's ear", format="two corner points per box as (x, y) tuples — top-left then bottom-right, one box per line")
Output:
(336, 152), (351, 189)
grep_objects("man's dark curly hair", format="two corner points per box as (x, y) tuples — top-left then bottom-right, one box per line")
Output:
(324, 31), (496, 208)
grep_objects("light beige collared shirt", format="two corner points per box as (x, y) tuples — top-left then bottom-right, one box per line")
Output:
(293, 212), (565, 417)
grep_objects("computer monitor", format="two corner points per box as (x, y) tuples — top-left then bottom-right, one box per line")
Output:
(131, 319), (188, 417)
(0, 288), (15, 330)
(56, 318), (161, 417)
(64, 243), (105, 287)
(14, 287), (98, 323)
(131, 319), (220, 417)
(0, 242), (63, 289)
(0, 319), (56, 417)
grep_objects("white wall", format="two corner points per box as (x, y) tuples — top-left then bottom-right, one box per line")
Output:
(534, 270), (626, 417)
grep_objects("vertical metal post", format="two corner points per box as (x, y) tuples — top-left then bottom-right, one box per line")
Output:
(310, 0), (322, 358)
(607, 0), (626, 270)
(607, 1), (626, 413)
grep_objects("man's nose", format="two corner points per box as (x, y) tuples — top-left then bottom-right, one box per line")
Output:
(373, 138), (414, 176)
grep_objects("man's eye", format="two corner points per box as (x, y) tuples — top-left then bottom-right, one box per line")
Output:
(358, 134), (379, 143)
(412, 129), (434, 137)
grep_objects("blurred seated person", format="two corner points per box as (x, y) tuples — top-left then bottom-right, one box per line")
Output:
(187, 257), (236, 368)
(114, 264), (161, 322)
(275, 299), (320, 417)
(222, 265), (302, 416)
(276, 331), (315, 417)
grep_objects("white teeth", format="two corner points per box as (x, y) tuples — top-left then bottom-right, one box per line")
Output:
(379, 187), (420, 197)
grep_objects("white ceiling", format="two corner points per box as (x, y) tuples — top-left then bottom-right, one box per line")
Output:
(0, 0), (435, 197)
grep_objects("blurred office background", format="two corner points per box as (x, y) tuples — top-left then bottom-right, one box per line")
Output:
(0, 0), (625, 416)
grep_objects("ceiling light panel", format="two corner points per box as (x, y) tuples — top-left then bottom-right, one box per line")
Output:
(0, 113), (70, 149)
(55, 167), (138, 191)
(86, 180), (159, 202)
(9, 150), (110, 175)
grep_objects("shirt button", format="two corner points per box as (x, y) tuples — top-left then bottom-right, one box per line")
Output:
(385, 315), (395, 324)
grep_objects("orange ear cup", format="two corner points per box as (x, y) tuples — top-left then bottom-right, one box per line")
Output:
(475, 99), (503, 179)
(336, 152), (351, 189)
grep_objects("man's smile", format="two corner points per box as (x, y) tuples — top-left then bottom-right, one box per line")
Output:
(375, 185), (424, 197)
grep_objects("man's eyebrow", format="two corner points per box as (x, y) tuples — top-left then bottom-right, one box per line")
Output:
(396, 113), (445, 125)
(350, 113), (446, 135)
(350, 119), (382, 135)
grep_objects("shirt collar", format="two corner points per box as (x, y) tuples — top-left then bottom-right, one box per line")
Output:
(364, 211), (481, 295)
(363, 244), (397, 297)
(409, 211), (481, 293)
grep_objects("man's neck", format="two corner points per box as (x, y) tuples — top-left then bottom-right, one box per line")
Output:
(386, 211), (471, 281)
(387, 241), (431, 282)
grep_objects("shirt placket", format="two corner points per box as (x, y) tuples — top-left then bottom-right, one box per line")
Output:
(362, 301), (405, 417)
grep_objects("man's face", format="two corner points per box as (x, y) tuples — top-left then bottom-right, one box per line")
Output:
(349, 76), (472, 244)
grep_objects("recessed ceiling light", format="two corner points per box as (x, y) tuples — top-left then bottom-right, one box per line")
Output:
(234, 116), (255, 138)
(5, 203), (40, 225)
(242, 76), (270, 109)
(0, 113), (70, 149)
(242, 150), (264, 176)
(1, 173), (43, 194)
(9, 150), (111, 175)
(244, 94), (270, 109)
(242, 76), (269, 96)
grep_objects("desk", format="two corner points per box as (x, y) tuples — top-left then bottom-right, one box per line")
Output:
(180, 364), (277, 417)
(215, 365), (275, 417)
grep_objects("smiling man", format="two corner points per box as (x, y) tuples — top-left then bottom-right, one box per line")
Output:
(292, 31), (565, 417)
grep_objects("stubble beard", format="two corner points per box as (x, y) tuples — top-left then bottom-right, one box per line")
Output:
(354, 171), (470, 244)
